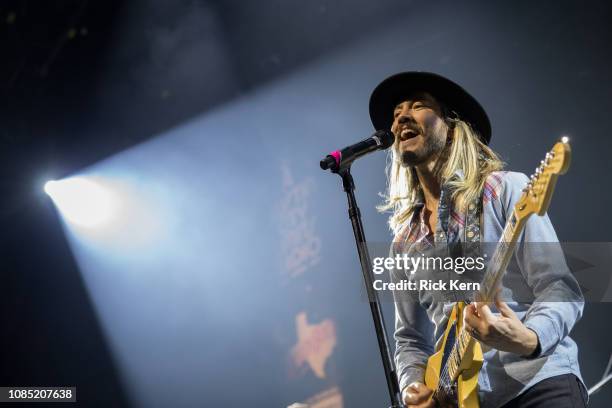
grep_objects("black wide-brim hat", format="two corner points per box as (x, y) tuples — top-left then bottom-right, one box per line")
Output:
(369, 72), (491, 144)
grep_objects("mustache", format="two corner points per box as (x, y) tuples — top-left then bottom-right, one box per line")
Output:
(394, 123), (423, 139)
(394, 119), (422, 134)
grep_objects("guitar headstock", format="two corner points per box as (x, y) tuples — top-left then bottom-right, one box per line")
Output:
(514, 137), (571, 220)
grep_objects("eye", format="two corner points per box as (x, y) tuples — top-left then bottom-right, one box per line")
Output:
(412, 102), (425, 109)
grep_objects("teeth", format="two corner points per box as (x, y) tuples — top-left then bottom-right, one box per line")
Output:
(401, 129), (415, 137)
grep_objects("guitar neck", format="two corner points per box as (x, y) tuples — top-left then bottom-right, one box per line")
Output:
(477, 210), (527, 302)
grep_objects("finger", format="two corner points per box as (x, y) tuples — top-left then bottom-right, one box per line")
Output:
(403, 383), (430, 404)
(465, 303), (482, 322)
(494, 287), (502, 300)
(495, 297), (517, 319)
(411, 382), (432, 396)
(403, 386), (418, 405)
(463, 303), (476, 319)
(404, 390), (428, 405)
(463, 308), (482, 331)
(476, 302), (495, 321)
(408, 382), (421, 392)
(471, 301), (480, 317)
(463, 316), (483, 340)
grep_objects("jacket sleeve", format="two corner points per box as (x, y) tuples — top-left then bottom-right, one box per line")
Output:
(390, 244), (435, 391)
(500, 172), (584, 357)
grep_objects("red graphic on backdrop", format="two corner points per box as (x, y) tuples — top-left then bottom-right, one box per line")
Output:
(291, 312), (337, 379)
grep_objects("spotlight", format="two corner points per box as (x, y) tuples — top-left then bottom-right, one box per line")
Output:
(44, 177), (117, 228)
(43, 180), (56, 195)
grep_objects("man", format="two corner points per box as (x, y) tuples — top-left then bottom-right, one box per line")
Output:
(370, 72), (586, 408)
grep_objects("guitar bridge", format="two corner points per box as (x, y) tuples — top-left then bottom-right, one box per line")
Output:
(434, 382), (458, 407)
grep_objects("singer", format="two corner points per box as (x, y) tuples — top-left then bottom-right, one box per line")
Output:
(370, 72), (586, 408)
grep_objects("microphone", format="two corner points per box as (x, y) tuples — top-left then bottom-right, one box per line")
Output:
(320, 130), (395, 172)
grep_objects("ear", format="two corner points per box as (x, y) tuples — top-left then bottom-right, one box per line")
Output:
(442, 109), (456, 134)
(445, 121), (455, 143)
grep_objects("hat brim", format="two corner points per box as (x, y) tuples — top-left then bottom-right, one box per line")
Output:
(369, 72), (491, 144)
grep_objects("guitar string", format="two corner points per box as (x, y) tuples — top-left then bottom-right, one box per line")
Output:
(433, 326), (472, 401)
(432, 225), (513, 401)
(432, 249), (513, 402)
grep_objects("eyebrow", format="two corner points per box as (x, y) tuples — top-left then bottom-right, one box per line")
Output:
(393, 103), (405, 113)
(394, 99), (426, 112)
(394, 94), (436, 114)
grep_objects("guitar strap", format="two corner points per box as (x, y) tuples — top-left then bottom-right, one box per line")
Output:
(434, 183), (484, 308)
(465, 194), (482, 245)
(433, 184), (483, 246)
(463, 191), (484, 306)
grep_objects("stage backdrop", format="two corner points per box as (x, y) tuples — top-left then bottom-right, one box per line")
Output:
(50, 2), (612, 407)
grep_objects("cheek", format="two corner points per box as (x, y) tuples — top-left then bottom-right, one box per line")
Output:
(420, 115), (448, 138)
(391, 121), (401, 138)
(421, 112), (439, 129)
(391, 118), (401, 130)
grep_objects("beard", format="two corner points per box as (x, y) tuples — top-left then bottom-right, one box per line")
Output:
(400, 122), (448, 167)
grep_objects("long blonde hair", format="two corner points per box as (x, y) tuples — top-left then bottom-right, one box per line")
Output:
(378, 118), (504, 234)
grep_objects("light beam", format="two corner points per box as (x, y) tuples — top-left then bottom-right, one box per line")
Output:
(44, 177), (117, 228)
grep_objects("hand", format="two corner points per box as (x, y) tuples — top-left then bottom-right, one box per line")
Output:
(402, 382), (435, 408)
(463, 296), (539, 356)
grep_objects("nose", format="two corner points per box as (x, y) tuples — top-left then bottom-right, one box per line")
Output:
(395, 104), (416, 123)
(397, 112), (415, 125)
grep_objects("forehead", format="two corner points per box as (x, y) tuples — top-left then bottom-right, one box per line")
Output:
(393, 91), (440, 110)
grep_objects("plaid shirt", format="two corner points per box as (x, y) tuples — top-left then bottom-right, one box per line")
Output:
(393, 171), (505, 250)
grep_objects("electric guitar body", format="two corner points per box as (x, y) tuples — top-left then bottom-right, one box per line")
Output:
(421, 139), (571, 408)
(425, 302), (483, 408)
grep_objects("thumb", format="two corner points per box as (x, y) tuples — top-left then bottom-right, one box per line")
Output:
(403, 382), (430, 404)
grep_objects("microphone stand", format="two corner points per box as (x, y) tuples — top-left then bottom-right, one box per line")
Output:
(588, 373), (612, 396)
(335, 167), (404, 408)
(588, 353), (612, 396)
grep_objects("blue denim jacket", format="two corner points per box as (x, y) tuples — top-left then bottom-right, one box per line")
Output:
(391, 171), (584, 408)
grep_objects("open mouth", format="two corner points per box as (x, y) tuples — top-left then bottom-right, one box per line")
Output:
(399, 128), (419, 141)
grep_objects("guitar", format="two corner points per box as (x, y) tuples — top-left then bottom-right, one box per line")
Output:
(423, 138), (572, 408)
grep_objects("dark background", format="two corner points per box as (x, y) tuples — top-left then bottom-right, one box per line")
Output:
(1, 1), (611, 407)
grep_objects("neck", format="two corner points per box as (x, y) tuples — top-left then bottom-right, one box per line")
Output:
(415, 156), (442, 209)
